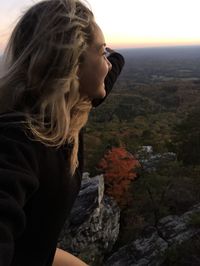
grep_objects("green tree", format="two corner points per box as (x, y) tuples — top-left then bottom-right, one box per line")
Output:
(173, 106), (200, 165)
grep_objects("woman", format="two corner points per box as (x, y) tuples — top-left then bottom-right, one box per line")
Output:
(0, 0), (124, 265)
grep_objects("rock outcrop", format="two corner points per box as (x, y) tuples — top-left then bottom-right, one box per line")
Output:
(104, 203), (200, 266)
(58, 173), (120, 266)
(136, 146), (176, 172)
(57, 150), (200, 266)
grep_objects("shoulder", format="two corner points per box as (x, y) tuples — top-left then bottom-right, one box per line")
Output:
(0, 111), (36, 146)
(0, 111), (41, 175)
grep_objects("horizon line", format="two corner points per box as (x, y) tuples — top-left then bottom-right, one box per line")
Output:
(1, 43), (200, 56)
(116, 43), (200, 50)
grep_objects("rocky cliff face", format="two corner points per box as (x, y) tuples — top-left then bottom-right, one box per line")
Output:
(58, 173), (120, 266)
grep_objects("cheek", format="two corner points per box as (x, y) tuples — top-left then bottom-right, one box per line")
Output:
(85, 60), (108, 85)
(78, 58), (109, 92)
(97, 60), (109, 80)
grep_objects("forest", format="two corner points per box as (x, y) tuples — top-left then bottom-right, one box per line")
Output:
(84, 45), (200, 264)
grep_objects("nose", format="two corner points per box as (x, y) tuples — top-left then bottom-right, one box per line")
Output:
(107, 58), (112, 71)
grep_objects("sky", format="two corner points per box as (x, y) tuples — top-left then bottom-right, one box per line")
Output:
(1, 0), (200, 53)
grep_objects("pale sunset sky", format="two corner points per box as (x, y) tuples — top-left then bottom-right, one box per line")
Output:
(0, 0), (200, 54)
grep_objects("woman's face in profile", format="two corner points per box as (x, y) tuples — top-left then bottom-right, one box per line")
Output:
(78, 24), (112, 100)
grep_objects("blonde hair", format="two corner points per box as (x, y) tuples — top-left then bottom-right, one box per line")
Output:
(0, 0), (95, 176)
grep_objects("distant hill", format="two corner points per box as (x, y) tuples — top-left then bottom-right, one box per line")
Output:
(117, 45), (200, 85)
(0, 56), (4, 74)
(119, 45), (200, 59)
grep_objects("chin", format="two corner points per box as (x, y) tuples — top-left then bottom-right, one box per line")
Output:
(88, 84), (106, 100)
(100, 90), (106, 99)
(96, 85), (106, 99)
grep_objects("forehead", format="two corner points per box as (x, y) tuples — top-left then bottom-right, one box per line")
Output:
(92, 24), (106, 49)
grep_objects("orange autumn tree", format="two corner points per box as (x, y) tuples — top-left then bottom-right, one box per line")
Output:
(97, 147), (140, 208)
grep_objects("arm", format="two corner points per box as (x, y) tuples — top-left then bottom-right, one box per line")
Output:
(0, 128), (39, 265)
(53, 248), (88, 266)
(92, 49), (125, 108)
